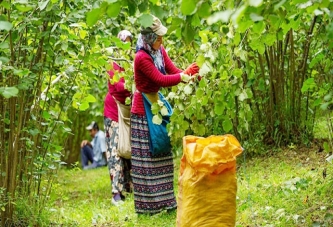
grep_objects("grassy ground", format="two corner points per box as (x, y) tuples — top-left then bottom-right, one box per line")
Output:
(47, 147), (333, 227)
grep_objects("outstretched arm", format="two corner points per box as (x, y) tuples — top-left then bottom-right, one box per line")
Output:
(135, 51), (182, 87)
(161, 46), (182, 75)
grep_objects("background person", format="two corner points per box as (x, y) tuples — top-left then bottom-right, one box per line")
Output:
(80, 121), (107, 170)
(103, 30), (133, 206)
(130, 16), (199, 214)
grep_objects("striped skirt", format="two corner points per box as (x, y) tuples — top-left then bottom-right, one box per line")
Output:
(130, 113), (177, 214)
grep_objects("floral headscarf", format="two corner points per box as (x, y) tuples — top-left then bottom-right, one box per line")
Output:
(117, 30), (132, 42)
(136, 33), (166, 75)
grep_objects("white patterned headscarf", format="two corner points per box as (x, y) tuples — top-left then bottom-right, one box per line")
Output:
(117, 30), (132, 42)
(136, 33), (165, 74)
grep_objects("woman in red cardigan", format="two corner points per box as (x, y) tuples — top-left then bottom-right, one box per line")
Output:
(104, 30), (133, 206)
(131, 16), (199, 214)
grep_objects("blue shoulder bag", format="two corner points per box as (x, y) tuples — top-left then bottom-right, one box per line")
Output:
(142, 92), (173, 156)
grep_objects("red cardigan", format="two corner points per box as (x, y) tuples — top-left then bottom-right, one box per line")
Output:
(131, 46), (182, 115)
(104, 62), (131, 121)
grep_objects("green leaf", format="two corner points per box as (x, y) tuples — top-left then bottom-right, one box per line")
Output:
(181, 0), (197, 15)
(232, 69), (243, 77)
(207, 10), (232, 24)
(1, 207), (5, 212)
(151, 103), (160, 114)
(222, 118), (233, 132)
(196, 55), (205, 67)
(0, 21), (13, 31)
(249, 0), (263, 7)
(250, 13), (264, 21)
(127, 1), (137, 15)
(197, 2), (211, 18)
(107, 2), (121, 18)
(84, 94), (96, 103)
(86, 8), (101, 27)
(196, 88), (204, 97)
(184, 84), (193, 95)
(183, 24), (195, 44)
(15, 4), (33, 12)
(0, 86), (19, 98)
(320, 103), (329, 110)
(191, 13), (201, 27)
(161, 106), (169, 116)
(138, 2), (148, 12)
(151, 5), (166, 19)
(263, 33), (276, 46)
(324, 93), (332, 102)
(63, 127), (72, 132)
(252, 21), (265, 34)
(38, 0), (50, 11)
(198, 124), (206, 135)
(152, 114), (162, 125)
(214, 102), (224, 115)
(0, 1), (10, 10)
(79, 102), (89, 111)
(301, 78), (316, 93)
(29, 129), (39, 136)
(138, 14), (154, 28)
(0, 42), (9, 49)
(42, 111), (51, 120)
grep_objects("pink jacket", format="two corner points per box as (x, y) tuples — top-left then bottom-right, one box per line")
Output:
(104, 62), (131, 122)
(131, 47), (182, 115)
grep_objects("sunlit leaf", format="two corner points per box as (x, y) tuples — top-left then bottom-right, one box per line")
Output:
(0, 86), (19, 98)
(151, 103), (160, 115)
(85, 94), (96, 103)
(29, 129), (39, 136)
(181, 0), (197, 15)
(207, 10), (232, 24)
(38, 0), (50, 10)
(197, 2), (211, 18)
(42, 111), (51, 120)
(249, 0), (263, 7)
(214, 102), (224, 115)
(15, 4), (34, 12)
(79, 102), (89, 111)
(250, 13), (264, 21)
(152, 114), (162, 125)
(184, 84), (193, 95)
(301, 78), (316, 93)
(107, 2), (121, 18)
(222, 118), (233, 132)
(138, 14), (154, 28)
(0, 21), (12, 31)
(86, 8), (101, 26)
(161, 106), (169, 116)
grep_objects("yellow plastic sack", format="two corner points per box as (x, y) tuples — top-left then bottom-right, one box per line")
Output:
(177, 135), (243, 227)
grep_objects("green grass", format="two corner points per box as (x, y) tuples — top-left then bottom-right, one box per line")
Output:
(47, 147), (333, 227)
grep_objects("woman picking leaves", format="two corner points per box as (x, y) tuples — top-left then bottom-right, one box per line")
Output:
(130, 16), (199, 214)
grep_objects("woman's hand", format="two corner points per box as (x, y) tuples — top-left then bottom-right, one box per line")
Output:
(184, 63), (200, 76)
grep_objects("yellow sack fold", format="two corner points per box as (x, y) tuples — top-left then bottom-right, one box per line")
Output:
(177, 135), (243, 227)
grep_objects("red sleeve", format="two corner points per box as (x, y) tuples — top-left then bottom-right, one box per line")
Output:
(161, 46), (183, 74)
(135, 51), (181, 87)
(115, 78), (130, 93)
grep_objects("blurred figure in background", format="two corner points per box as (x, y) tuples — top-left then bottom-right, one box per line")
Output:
(80, 121), (107, 170)
(103, 30), (133, 206)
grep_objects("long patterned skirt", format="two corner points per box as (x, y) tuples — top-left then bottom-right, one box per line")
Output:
(131, 114), (177, 214)
(104, 117), (132, 194)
